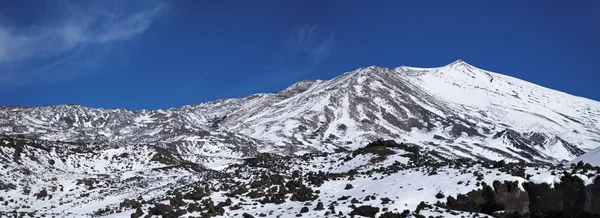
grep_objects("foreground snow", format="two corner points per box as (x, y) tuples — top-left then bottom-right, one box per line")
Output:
(4, 139), (597, 218)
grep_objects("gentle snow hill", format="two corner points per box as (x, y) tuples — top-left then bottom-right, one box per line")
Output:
(571, 146), (600, 166)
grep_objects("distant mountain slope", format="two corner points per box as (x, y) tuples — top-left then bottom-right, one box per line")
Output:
(219, 60), (600, 162)
(2, 60), (600, 217)
(1, 60), (599, 163)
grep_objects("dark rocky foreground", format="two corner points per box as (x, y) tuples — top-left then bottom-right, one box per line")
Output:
(1, 139), (600, 218)
(111, 141), (600, 218)
(443, 164), (600, 218)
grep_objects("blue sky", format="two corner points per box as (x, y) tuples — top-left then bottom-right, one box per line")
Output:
(0, 0), (598, 109)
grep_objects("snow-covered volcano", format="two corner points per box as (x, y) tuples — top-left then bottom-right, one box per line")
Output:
(2, 60), (599, 163)
(2, 60), (600, 217)
(217, 60), (600, 162)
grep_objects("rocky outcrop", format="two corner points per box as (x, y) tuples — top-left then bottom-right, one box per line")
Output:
(445, 181), (528, 215)
(525, 173), (600, 217)
(444, 174), (600, 217)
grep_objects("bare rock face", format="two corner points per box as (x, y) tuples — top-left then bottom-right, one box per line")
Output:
(489, 181), (529, 215)
(445, 175), (600, 217)
(525, 174), (600, 216)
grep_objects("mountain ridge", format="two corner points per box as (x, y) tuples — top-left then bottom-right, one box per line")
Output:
(4, 60), (600, 111)
(2, 60), (600, 217)
(1, 60), (599, 163)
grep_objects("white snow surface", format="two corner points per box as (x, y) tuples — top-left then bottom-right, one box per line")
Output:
(571, 146), (600, 167)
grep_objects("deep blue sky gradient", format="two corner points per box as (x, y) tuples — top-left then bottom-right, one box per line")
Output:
(1, 0), (598, 109)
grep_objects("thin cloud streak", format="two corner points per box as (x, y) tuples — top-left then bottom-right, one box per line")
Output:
(211, 25), (335, 99)
(0, 0), (166, 87)
(266, 25), (334, 75)
(262, 25), (335, 90)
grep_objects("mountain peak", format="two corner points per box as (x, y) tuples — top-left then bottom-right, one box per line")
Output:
(273, 79), (325, 99)
(446, 59), (472, 68)
(440, 59), (481, 77)
(395, 60), (475, 74)
(352, 65), (385, 72)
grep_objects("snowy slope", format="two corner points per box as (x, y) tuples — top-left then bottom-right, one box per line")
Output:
(402, 60), (600, 150)
(571, 146), (600, 166)
(1, 60), (599, 163)
(218, 60), (600, 162)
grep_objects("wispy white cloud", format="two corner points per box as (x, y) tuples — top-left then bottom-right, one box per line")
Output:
(0, 0), (166, 87)
(208, 25), (335, 99)
(267, 25), (335, 76)
(263, 25), (335, 90)
(180, 25), (335, 100)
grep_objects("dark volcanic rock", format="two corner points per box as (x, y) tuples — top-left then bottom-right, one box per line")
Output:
(525, 173), (600, 216)
(446, 181), (528, 215)
(300, 206), (309, 213)
(148, 203), (186, 217)
(344, 184), (354, 190)
(435, 192), (445, 199)
(444, 176), (600, 217)
(350, 205), (380, 217)
(315, 201), (324, 211)
(379, 211), (403, 218)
